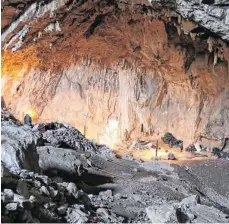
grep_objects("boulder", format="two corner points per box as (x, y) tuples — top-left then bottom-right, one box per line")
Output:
(66, 183), (78, 199)
(96, 208), (109, 220)
(2, 189), (14, 203)
(66, 207), (88, 223)
(40, 186), (50, 196)
(146, 195), (229, 223)
(1, 124), (42, 172)
(212, 147), (229, 159)
(5, 202), (19, 211)
(162, 132), (183, 149)
(1, 163), (12, 178)
(98, 190), (113, 200)
(146, 204), (178, 223)
(57, 205), (68, 215)
(186, 144), (196, 152)
(37, 146), (84, 176)
(16, 180), (30, 199)
(194, 143), (202, 152)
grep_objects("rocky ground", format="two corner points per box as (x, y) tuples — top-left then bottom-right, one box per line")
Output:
(1, 107), (229, 223)
(2, 0), (229, 223)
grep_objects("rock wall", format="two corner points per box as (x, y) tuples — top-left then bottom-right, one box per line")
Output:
(176, 0), (229, 41)
(1, 0), (229, 148)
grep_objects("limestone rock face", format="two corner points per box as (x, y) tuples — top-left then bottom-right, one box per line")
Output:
(1, 0), (229, 148)
(148, 0), (229, 41)
(175, 0), (229, 41)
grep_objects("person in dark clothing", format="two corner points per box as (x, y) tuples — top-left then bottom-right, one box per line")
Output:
(24, 114), (32, 126)
(48, 122), (55, 130)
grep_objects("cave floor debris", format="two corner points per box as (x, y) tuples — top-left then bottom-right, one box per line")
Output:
(114, 139), (215, 165)
(1, 119), (229, 223)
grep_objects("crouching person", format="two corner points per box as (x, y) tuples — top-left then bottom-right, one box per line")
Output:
(24, 114), (32, 127)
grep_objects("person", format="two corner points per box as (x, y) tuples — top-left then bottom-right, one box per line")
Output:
(56, 121), (61, 129)
(176, 140), (183, 152)
(168, 152), (176, 160)
(24, 114), (32, 126)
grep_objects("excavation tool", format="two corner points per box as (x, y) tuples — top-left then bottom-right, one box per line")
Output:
(155, 131), (160, 161)
(155, 140), (158, 161)
(92, 167), (128, 179)
(87, 166), (137, 180)
(83, 112), (91, 137)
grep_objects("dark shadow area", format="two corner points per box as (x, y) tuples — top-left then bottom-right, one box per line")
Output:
(176, 208), (192, 223)
(202, 0), (215, 4)
(80, 172), (113, 186)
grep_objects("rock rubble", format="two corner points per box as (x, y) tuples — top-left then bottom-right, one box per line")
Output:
(1, 165), (90, 223)
(1, 107), (229, 223)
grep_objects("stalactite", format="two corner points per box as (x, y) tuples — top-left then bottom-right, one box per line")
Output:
(190, 33), (196, 41)
(207, 37), (214, 53)
(213, 49), (218, 66)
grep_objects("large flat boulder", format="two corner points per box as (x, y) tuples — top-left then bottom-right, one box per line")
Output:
(37, 146), (83, 176)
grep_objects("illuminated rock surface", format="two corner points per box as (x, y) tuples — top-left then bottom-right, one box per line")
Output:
(1, 0), (229, 150)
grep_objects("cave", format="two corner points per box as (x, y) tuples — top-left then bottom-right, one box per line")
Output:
(1, 0), (229, 223)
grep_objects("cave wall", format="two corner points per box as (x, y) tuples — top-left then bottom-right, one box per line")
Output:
(2, 59), (202, 147)
(1, 0), (229, 148)
(2, 55), (228, 148)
